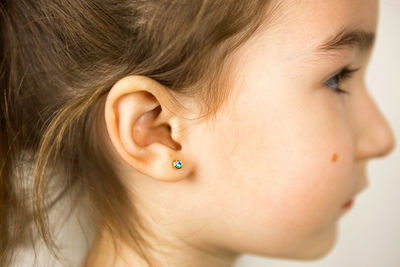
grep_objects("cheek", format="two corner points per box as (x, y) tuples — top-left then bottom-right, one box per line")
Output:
(269, 151), (350, 228)
(220, 98), (354, 251)
(253, 114), (354, 250)
(198, 75), (355, 255)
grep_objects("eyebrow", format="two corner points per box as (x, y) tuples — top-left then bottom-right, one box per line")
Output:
(315, 27), (376, 54)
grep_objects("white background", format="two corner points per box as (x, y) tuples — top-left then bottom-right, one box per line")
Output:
(15, 0), (400, 266)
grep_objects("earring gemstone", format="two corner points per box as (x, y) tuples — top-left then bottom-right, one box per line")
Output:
(172, 159), (183, 169)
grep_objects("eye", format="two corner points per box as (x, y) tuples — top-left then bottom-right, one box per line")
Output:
(325, 67), (360, 95)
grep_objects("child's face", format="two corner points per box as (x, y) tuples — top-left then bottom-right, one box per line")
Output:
(182, 0), (395, 260)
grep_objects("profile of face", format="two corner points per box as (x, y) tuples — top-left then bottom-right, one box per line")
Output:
(102, 0), (396, 265)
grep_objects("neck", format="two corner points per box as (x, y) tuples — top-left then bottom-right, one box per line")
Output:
(82, 226), (240, 267)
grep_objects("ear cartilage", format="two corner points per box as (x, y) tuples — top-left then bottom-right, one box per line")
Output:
(172, 159), (183, 169)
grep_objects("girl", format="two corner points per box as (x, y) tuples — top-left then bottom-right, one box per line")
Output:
(0, 0), (396, 266)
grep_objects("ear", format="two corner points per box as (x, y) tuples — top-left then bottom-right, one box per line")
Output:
(104, 75), (195, 182)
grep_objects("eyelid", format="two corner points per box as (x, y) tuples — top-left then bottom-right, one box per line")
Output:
(324, 66), (360, 96)
(329, 67), (345, 79)
(325, 66), (360, 83)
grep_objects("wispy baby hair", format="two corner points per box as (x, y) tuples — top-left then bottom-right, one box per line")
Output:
(0, 0), (280, 266)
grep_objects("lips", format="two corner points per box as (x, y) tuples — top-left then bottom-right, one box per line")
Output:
(342, 199), (354, 209)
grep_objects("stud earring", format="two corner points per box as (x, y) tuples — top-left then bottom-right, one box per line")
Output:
(172, 159), (183, 169)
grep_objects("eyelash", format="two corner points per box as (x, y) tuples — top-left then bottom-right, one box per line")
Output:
(325, 67), (360, 95)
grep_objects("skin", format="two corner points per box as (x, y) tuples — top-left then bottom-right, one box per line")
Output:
(84, 0), (396, 266)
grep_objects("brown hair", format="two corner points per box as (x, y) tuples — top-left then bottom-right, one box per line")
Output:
(0, 0), (280, 266)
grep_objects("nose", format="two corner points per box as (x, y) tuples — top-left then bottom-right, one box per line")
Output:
(354, 89), (397, 160)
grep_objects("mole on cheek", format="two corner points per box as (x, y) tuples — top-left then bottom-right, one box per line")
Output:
(331, 153), (338, 163)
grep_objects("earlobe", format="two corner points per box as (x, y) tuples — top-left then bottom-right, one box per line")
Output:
(104, 75), (194, 182)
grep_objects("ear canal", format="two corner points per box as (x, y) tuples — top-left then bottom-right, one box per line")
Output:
(133, 105), (182, 150)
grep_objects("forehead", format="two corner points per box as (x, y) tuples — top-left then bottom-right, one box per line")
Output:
(257, 0), (379, 59)
(272, 0), (378, 33)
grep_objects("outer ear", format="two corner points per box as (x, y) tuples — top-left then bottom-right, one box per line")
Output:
(104, 75), (195, 182)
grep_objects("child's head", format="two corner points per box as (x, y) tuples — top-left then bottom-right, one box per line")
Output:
(0, 0), (396, 266)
